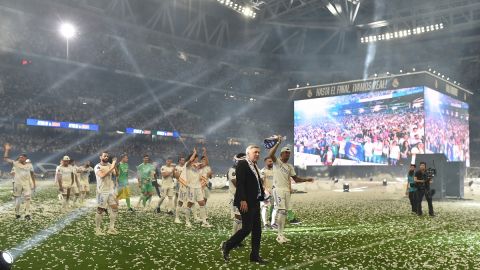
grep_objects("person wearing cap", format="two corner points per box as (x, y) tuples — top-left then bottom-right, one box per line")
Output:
(3, 143), (36, 220)
(267, 136), (314, 244)
(56, 155), (75, 212)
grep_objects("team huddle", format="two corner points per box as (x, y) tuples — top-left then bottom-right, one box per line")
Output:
(3, 140), (312, 244)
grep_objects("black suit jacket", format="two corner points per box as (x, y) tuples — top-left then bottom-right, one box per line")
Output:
(234, 159), (265, 208)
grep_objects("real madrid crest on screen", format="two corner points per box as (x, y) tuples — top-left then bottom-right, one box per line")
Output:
(307, 89), (313, 98)
(391, 78), (399, 88)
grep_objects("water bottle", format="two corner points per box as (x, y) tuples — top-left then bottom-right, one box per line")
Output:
(264, 135), (287, 149)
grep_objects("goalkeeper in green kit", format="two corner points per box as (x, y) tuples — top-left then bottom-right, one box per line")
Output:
(116, 153), (134, 212)
(137, 154), (156, 208)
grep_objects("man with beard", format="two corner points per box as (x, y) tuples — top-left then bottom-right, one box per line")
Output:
(94, 151), (119, 235)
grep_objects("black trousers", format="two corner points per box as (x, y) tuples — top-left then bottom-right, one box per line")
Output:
(408, 192), (417, 213)
(152, 180), (161, 198)
(416, 189), (434, 215)
(225, 203), (261, 259)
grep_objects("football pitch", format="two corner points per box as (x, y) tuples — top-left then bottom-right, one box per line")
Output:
(1, 181), (480, 269)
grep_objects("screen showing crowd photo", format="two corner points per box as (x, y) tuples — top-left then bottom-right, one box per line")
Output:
(294, 87), (425, 167)
(424, 87), (470, 166)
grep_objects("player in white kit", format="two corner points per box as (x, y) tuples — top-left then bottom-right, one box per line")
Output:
(156, 157), (176, 214)
(267, 136), (313, 244)
(260, 157), (274, 229)
(227, 153), (245, 243)
(3, 143), (36, 220)
(76, 161), (94, 204)
(184, 147), (213, 228)
(70, 159), (81, 207)
(174, 156), (187, 224)
(56, 156), (75, 211)
(94, 152), (119, 235)
(199, 153), (213, 220)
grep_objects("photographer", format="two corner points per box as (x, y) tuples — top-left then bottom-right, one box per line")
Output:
(405, 164), (417, 214)
(414, 162), (435, 217)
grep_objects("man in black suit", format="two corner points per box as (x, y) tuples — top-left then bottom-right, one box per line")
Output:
(221, 145), (267, 264)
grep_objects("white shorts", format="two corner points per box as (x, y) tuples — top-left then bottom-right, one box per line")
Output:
(203, 187), (210, 199)
(187, 187), (204, 203)
(79, 180), (90, 192)
(178, 185), (188, 203)
(60, 181), (75, 195)
(230, 197), (240, 216)
(260, 190), (273, 207)
(71, 183), (80, 194)
(13, 181), (32, 198)
(97, 193), (117, 209)
(161, 186), (174, 198)
(273, 188), (291, 210)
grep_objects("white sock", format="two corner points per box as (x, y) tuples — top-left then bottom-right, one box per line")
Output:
(232, 218), (242, 235)
(261, 207), (267, 226)
(193, 204), (199, 220)
(167, 197), (173, 212)
(109, 208), (118, 230)
(157, 196), (165, 209)
(199, 205), (207, 223)
(25, 198), (31, 215)
(271, 208), (278, 226)
(62, 198), (68, 209)
(15, 197), (21, 215)
(175, 205), (181, 219)
(73, 194), (79, 204)
(80, 193), (85, 203)
(184, 207), (191, 224)
(95, 212), (104, 230)
(278, 210), (286, 236)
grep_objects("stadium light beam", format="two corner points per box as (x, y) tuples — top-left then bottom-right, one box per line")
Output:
(59, 22), (77, 61)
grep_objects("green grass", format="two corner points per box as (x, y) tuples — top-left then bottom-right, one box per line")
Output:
(1, 182), (480, 269)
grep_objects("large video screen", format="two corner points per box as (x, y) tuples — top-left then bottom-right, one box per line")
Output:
(424, 87), (470, 166)
(294, 87), (425, 166)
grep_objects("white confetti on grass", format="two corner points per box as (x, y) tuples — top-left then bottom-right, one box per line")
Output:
(1, 184), (480, 269)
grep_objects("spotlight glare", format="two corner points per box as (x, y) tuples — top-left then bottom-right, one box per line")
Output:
(59, 22), (76, 39)
(1, 250), (13, 269)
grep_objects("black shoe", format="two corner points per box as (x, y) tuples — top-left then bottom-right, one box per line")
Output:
(289, 218), (302, 225)
(155, 207), (161, 214)
(263, 224), (272, 230)
(250, 256), (268, 265)
(25, 215), (31, 221)
(128, 208), (135, 212)
(15, 215), (21, 220)
(167, 211), (174, 216)
(221, 241), (230, 262)
(429, 213), (435, 217)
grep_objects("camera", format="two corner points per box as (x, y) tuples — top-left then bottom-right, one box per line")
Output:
(426, 168), (436, 178)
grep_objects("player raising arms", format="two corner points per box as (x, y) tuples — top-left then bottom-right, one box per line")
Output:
(267, 136), (314, 244)
(94, 151), (119, 235)
(3, 143), (36, 220)
(184, 147), (213, 228)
